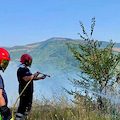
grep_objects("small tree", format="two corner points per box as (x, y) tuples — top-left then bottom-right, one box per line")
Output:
(66, 17), (120, 109)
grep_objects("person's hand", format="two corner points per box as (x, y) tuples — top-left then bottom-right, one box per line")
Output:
(40, 75), (46, 79)
(34, 72), (40, 77)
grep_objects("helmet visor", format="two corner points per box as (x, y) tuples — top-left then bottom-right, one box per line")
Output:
(29, 60), (32, 67)
(1, 60), (9, 72)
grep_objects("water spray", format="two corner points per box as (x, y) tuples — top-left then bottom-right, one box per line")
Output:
(75, 83), (120, 104)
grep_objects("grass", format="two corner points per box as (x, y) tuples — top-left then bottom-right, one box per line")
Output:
(15, 94), (120, 120)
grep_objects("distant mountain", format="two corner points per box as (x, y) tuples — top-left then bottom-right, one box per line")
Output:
(3, 37), (120, 73)
(4, 38), (79, 74)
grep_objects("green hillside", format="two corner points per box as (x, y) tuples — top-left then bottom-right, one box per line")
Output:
(4, 38), (80, 76)
(3, 37), (120, 74)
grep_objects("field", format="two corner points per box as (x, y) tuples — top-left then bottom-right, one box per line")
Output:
(13, 94), (119, 120)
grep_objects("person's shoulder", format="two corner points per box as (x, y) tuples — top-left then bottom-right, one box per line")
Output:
(26, 67), (30, 70)
(26, 68), (32, 74)
(17, 67), (26, 72)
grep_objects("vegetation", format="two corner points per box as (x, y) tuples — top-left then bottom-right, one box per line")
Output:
(65, 17), (120, 118)
(14, 95), (119, 120)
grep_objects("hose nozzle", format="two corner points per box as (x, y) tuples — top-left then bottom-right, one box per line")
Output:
(37, 71), (51, 77)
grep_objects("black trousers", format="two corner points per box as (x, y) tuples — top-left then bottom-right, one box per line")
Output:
(17, 92), (33, 115)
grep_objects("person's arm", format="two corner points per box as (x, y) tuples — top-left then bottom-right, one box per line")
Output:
(22, 72), (39, 82)
(0, 89), (13, 120)
(0, 89), (5, 106)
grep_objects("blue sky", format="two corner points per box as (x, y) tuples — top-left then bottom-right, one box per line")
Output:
(0, 0), (120, 47)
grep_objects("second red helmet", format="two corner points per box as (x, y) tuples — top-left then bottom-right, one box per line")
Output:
(20, 54), (32, 67)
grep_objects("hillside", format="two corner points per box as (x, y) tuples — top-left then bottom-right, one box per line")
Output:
(4, 38), (80, 74)
(3, 37), (120, 74)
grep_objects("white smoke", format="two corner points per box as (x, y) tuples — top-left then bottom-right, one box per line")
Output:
(1, 61), (76, 107)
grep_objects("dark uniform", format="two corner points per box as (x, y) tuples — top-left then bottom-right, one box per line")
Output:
(17, 67), (33, 115)
(0, 75), (12, 120)
(0, 75), (8, 105)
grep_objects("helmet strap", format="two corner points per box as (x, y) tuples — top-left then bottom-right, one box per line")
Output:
(0, 65), (4, 72)
(0, 66), (2, 70)
(24, 60), (29, 66)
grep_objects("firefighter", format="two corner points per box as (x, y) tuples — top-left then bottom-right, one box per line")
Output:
(0, 47), (13, 120)
(16, 54), (46, 120)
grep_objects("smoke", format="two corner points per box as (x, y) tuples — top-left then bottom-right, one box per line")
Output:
(33, 66), (77, 101)
(1, 61), (120, 108)
(0, 61), (77, 107)
(1, 60), (120, 110)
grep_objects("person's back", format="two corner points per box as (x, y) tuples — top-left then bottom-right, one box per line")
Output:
(17, 67), (33, 94)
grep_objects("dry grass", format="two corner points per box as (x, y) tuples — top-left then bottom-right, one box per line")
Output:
(9, 49), (27, 52)
(113, 47), (120, 52)
(25, 44), (39, 48)
(16, 95), (120, 120)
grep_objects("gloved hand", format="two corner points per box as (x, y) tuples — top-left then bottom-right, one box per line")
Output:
(0, 105), (12, 120)
(34, 71), (40, 77)
(10, 118), (14, 120)
(40, 75), (46, 79)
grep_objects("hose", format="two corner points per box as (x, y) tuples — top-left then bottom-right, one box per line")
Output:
(12, 79), (32, 119)
(12, 72), (50, 119)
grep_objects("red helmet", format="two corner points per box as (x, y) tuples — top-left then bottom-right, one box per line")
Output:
(0, 47), (11, 72)
(20, 54), (32, 67)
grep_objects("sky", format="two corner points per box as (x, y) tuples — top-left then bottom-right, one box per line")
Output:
(0, 0), (120, 47)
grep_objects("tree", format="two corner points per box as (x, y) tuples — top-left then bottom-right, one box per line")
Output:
(66, 17), (120, 109)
